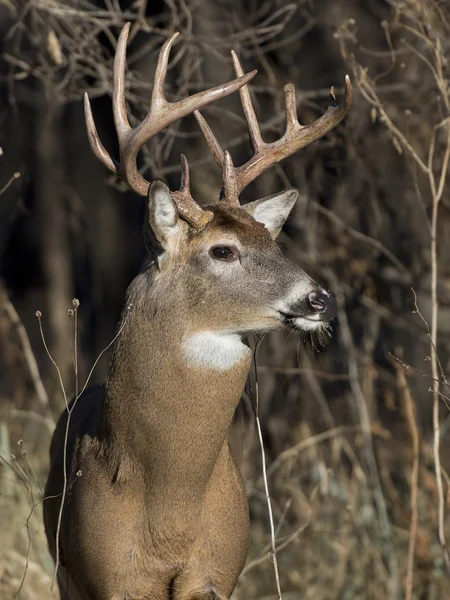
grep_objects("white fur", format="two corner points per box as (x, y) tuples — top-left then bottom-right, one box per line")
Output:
(152, 184), (178, 228)
(184, 332), (250, 370)
(243, 189), (298, 238)
(292, 317), (324, 331)
(251, 199), (286, 232)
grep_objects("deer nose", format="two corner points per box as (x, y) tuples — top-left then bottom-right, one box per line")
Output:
(308, 291), (336, 318)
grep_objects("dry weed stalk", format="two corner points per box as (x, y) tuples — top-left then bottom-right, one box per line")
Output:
(252, 339), (283, 599)
(2, 286), (51, 412)
(336, 0), (450, 574)
(0, 441), (49, 600)
(394, 357), (420, 600)
(35, 300), (128, 593)
(0, 172), (21, 197)
(332, 277), (399, 597)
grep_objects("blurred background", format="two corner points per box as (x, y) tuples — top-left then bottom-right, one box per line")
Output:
(1, 0), (450, 598)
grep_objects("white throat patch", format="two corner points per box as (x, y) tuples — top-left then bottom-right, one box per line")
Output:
(184, 332), (250, 370)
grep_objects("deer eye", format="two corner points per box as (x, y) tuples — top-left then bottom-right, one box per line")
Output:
(209, 246), (239, 262)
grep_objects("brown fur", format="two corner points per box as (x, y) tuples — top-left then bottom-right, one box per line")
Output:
(44, 197), (327, 600)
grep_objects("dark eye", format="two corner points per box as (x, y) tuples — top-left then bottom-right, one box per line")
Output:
(210, 246), (238, 261)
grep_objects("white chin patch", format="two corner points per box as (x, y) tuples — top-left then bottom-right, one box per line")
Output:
(184, 332), (251, 370)
(292, 317), (325, 331)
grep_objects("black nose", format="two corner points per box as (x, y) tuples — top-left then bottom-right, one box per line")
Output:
(308, 291), (336, 319)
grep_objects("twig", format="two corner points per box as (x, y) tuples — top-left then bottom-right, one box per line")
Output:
(241, 516), (310, 576)
(311, 202), (408, 274)
(3, 288), (51, 411)
(332, 278), (399, 599)
(252, 338), (283, 600)
(14, 498), (38, 599)
(265, 425), (375, 479)
(395, 362), (420, 600)
(429, 118), (450, 572)
(36, 311), (69, 410)
(338, 9), (450, 573)
(50, 299), (81, 595)
(40, 302), (129, 593)
(389, 351), (447, 388)
(0, 171), (21, 196)
(35, 309), (68, 597)
(255, 365), (350, 381)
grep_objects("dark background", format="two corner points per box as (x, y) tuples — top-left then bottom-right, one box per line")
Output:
(1, 1), (450, 598)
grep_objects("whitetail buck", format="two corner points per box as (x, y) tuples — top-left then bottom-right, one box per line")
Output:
(44, 23), (352, 600)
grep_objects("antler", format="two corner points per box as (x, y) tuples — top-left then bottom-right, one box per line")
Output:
(84, 23), (257, 229)
(194, 51), (353, 204)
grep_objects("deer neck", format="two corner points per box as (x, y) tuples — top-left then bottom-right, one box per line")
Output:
(100, 268), (252, 502)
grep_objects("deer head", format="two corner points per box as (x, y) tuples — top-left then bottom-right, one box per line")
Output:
(84, 23), (353, 365)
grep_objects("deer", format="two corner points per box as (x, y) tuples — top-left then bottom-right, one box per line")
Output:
(44, 22), (352, 600)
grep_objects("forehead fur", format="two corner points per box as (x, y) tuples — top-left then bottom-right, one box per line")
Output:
(191, 203), (274, 249)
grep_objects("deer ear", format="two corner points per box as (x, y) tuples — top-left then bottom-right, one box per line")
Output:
(146, 181), (182, 251)
(243, 189), (298, 239)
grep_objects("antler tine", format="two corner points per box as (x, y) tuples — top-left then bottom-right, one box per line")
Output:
(172, 154), (213, 230)
(179, 153), (190, 192)
(84, 93), (119, 175)
(84, 23), (133, 177)
(192, 120), (239, 206)
(194, 110), (224, 168)
(113, 23), (132, 139)
(223, 151), (239, 205)
(231, 51), (264, 153)
(283, 83), (298, 128)
(149, 32), (180, 112)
